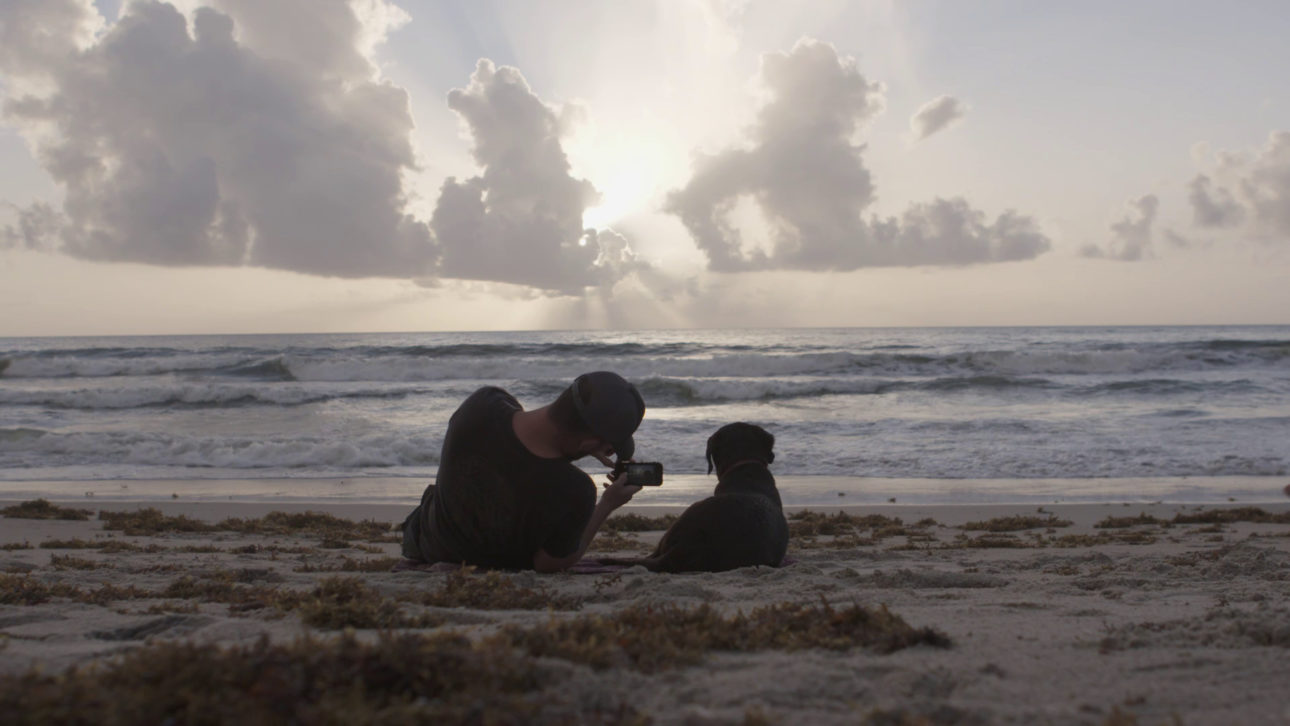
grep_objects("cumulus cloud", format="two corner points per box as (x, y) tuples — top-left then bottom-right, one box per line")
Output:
(665, 39), (1049, 272)
(1082, 194), (1158, 261)
(0, 0), (437, 277)
(910, 95), (967, 141)
(0, 201), (62, 250)
(1188, 174), (1246, 228)
(1187, 131), (1290, 239)
(431, 59), (641, 294)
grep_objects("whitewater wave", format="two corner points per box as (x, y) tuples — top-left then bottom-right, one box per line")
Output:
(636, 374), (1060, 406)
(0, 382), (439, 410)
(3, 336), (1286, 382)
(2, 372), (1270, 412)
(0, 429), (441, 470)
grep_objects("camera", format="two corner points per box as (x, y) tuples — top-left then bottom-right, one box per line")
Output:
(612, 461), (664, 486)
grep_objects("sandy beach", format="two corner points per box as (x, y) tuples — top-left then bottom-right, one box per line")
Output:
(3, 496), (1289, 724)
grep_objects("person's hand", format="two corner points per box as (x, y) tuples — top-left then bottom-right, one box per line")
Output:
(601, 471), (642, 509)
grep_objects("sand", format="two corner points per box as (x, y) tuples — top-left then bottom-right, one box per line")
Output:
(3, 497), (1290, 724)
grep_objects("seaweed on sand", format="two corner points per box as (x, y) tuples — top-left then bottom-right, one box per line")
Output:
(416, 568), (582, 611)
(788, 510), (906, 537)
(501, 599), (950, 673)
(586, 530), (644, 552)
(0, 633), (567, 726)
(601, 513), (678, 533)
(99, 509), (215, 535)
(158, 569), (578, 622)
(98, 508), (399, 542)
(962, 515), (1073, 532)
(1172, 507), (1290, 525)
(49, 555), (106, 570)
(159, 574), (442, 628)
(2, 499), (93, 521)
(294, 556), (403, 573)
(1095, 513), (1166, 529)
(289, 577), (443, 629)
(0, 573), (150, 606)
(220, 511), (397, 541)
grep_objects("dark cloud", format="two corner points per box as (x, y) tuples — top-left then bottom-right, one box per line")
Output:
(665, 39), (1049, 272)
(1082, 194), (1158, 261)
(0, 0), (437, 277)
(430, 59), (636, 295)
(910, 95), (967, 141)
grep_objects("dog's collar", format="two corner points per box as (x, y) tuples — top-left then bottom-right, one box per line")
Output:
(717, 458), (768, 481)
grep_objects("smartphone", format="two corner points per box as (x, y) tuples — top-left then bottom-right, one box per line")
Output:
(614, 461), (664, 486)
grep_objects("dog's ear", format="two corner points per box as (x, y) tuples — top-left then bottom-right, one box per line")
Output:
(705, 432), (717, 475)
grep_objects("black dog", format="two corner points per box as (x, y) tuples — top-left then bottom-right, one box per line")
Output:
(610, 422), (788, 573)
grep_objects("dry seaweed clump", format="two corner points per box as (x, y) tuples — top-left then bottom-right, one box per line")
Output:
(157, 569), (575, 624)
(159, 574), (443, 629)
(1096, 513), (1166, 529)
(502, 600), (949, 673)
(99, 508), (215, 535)
(951, 533), (1038, 549)
(601, 513), (678, 532)
(97, 508), (400, 541)
(219, 510), (397, 542)
(789, 510), (906, 537)
(1172, 507), (1290, 525)
(787, 512), (931, 553)
(0, 573), (149, 606)
(290, 577), (443, 629)
(587, 530), (645, 552)
(2, 499), (93, 521)
(0, 633), (593, 726)
(418, 568), (582, 611)
(1049, 530), (1158, 547)
(295, 556), (403, 573)
(962, 515), (1073, 532)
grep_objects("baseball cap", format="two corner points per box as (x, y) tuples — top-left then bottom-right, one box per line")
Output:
(570, 371), (645, 462)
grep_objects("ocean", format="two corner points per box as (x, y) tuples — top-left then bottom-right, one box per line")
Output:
(1, 326), (1288, 506)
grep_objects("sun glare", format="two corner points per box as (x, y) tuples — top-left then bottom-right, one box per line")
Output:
(578, 137), (671, 231)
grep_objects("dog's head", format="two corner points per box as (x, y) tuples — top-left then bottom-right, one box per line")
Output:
(705, 422), (775, 475)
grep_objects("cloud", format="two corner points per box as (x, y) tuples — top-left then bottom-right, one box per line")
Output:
(1, 201), (61, 250)
(910, 95), (967, 141)
(1188, 174), (1246, 228)
(1082, 194), (1158, 261)
(665, 39), (1049, 272)
(430, 59), (640, 294)
(1186, 131), (1290, 240)
(0, 0), (437, 278)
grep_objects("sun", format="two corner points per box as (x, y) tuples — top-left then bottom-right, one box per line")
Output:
(575, 134), (674, 232)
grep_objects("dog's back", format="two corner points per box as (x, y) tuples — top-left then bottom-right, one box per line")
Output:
(619, 423), (788, 573)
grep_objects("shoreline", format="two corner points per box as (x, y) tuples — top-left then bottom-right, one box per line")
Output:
(4, 497), (1290, 529)
(1, 474), (1287, 508)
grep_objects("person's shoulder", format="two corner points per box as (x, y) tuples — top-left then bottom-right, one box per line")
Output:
(460, 386), (520, 412)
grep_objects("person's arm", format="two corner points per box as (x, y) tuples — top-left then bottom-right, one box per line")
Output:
(532, 474), (640, 573)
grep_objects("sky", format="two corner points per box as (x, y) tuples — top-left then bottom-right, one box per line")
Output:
(1, 0), (1288, 336)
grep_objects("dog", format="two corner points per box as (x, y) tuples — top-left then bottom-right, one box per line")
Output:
(608, 422), (788, 573)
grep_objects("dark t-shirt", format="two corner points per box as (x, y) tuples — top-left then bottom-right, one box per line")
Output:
(403, 387), (596, 570)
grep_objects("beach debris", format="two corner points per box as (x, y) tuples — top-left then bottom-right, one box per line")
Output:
(1, 499), (93, 521)
(962, 515), (1074, 532)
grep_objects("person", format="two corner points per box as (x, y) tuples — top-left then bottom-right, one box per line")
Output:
(400, 371), (646, 572)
